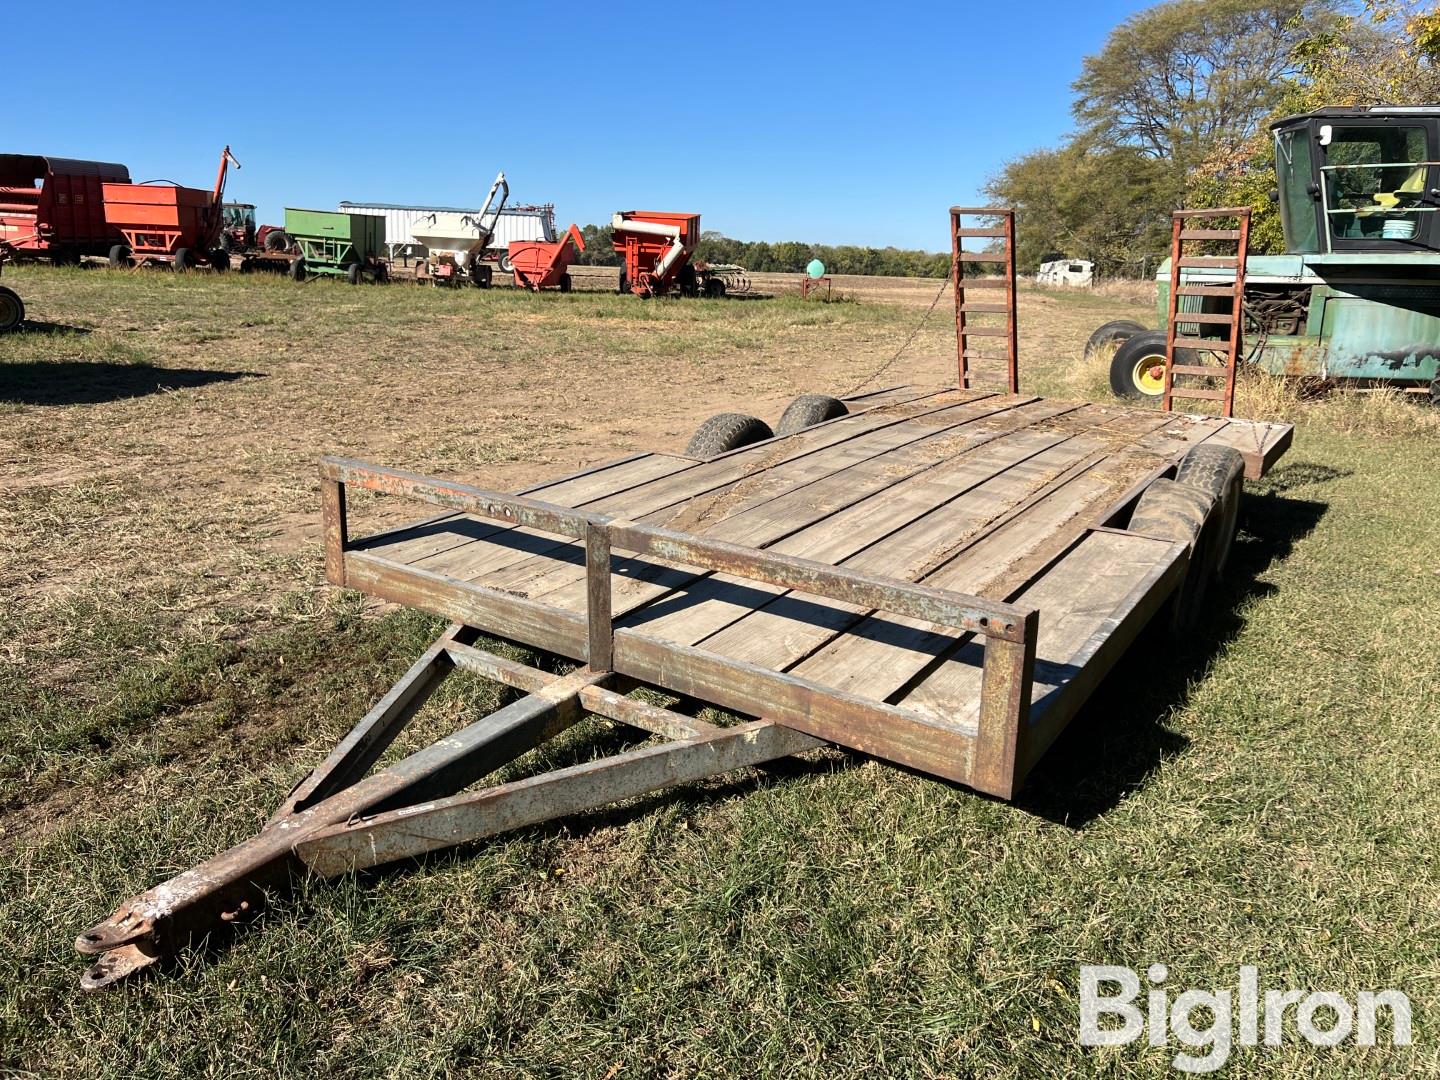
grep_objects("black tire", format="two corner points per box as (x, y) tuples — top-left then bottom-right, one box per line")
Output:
(617, 268), (629, 295)
(1430, 371), (1440, 407)
(288, 257), (307, 282)
(173, 248), (194, 272)
(374, 262), (390, 285)
(498, 252), (514, 274)
(50, 248), (78, 267)
(685, 413), (774, 458)
(346, 263), (363, 286)
(703, 277), (726, 299)
(471, 263), (492, 289)
(210, 249), (230, 273)
(0, 285), (23, 332)
(559, 273), (573, 293)
(1128, 478), (1219, 633)
(1084, 319), (1146, 360)
(108, 245), (132, 269)
(220, 232), (235, 253)
(677, 263), (698, 297)
(264, 230), (290, 253)
(1174, 444), (1245, 580)
(776, 393), (848, 435)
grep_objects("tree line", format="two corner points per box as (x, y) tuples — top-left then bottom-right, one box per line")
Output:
(573, 223), (951, 278)
(986, 0), (1440, 275)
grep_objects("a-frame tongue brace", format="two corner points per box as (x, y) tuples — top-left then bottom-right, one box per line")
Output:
(75, 624), (820, 990)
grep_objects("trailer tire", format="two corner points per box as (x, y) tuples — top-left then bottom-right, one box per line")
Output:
(288, 257), (307, 282)
(108, 245), (132, 269)
(471, 263), (492, 289)
(776, 393), (848, 435)
(174, 248), (196, 272)
(0, 285), (23, 332)
(210, 249), (230, 273)
(264, 230), (290, 253)
(685, 413), (774, 458)
(1175, 444), (1245, 579)
(498, 252), (514, 274)
(703, 277), (726, 299)
(559, 273), (573, 293)
(1085, 319), (1146, 360)
(617, 269), (629, 295)
(1128, 478), (1219, 633)
(374, 262), (390, 284)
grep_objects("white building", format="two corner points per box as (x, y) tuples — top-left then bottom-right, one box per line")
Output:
(337, 201), (557, 262)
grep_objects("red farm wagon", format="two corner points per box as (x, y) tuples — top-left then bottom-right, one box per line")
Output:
(102, 147), (240, 271)
(0, 154), (130, 264)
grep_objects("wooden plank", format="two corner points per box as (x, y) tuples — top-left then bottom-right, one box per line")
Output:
(1200, 419), (1294, 480)
(897, 531), (1182, 729)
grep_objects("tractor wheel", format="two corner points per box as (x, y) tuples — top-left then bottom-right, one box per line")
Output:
(0, 285), (24, 332)
(685, 413), (774, 458)
(346, 263), (363, 286)
(559, 273), (573, 293)
(703, 277), (727, 299)
(264, 230), (290, 253)
(498, 252), (515, 274)
(1084, 319), (1146, 360)
(617, 268), (629, 295)
(174, 248), (195, 272)
(776, 393), (847, 435)
(288, 257), (307, 282)
(210, 249), (230, 272)
(1174, 444), (1245, 579)
(1110, 331), (1168, 399)
(108, 245), (132, 269)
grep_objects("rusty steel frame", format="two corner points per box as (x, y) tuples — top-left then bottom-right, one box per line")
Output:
(74, 626), (823, 991)
(950, 207), (1019, 394)
(800, 274), (832, 299)
(1163, 208), (1251, 418)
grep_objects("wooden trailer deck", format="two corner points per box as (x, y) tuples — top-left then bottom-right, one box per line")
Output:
(324, 385), (1291, 798)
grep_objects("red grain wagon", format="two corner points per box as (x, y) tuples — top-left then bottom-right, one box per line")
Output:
(102, 147), (239, 271)
(0, 154), (130, 264)
(507, 224), (584, 292)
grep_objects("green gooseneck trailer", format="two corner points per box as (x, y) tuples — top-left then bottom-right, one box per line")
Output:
(283, 208), (389, 284)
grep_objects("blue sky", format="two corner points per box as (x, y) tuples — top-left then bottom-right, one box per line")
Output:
(7, 0), (1149, 251)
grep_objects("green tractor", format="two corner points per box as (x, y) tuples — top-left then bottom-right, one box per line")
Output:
(1096, 105), (1440, 405)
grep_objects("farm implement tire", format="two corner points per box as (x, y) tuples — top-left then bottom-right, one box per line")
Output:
(1110, 331), (1168, 398)
(1430, 372), (1440, 407)
(108, 245), (133, 269)
(1127, 478), (1220, 633)
(0, 286), (24, 332)
(346, 263), (363, 286)
(471, 263), (492, 289)
(1174, 444), (1245, 579)
(685, 413), (774, 458)
(776, 394), (847, 435)
(616, 268), (629, 295)
(703, 278), (727, 299)
(1085, 319), (1145, 360)
(288, 257), (307, 282)
(264, 231), (290, 253)
(560, 273), (573, 293)
(210, 249), (230, 273)
(374, 263), (390, 285)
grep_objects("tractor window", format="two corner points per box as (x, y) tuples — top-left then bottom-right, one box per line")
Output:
(1322, 126), (1432, 243)
(1277, 129), (1319, 252)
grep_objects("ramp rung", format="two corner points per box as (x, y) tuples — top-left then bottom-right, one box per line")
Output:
(1176, 256), (1238, 269)
(961, 326), (1009, 338)
(1168, 387), (1229, 401)
(1169, 364), (1229, 377)
(954, 227), (1007, 238)
(1172, 312), (1238, 326)
(1175, 285), (1237, 297)
(1172, 334), (1228, 348)
(955, 278), (1008, 289)
(1179, 228), (1242, 241)
(956, 252), (1006, 263)
(958, 302), (1010, 313)
(1175, 207), (1250, 220)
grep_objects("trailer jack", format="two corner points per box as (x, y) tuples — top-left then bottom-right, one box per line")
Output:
(75, 624), (819, 990)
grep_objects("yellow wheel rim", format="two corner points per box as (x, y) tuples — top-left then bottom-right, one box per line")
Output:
(1132, 354), (1166, 396)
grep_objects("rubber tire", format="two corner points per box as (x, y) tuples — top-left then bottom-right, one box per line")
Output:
(776, 394), (848, 435)
(1109, 330), (1203, 399)
(498, 252), (514, 274)
(1174, 444), (1245, 580)
(1430, 371), (1440, 407)
(559, 273), (572, 293)
(108, 245), (132, 269)
(0, 285), (23, 332)
(264, 230), (290, 253)
(1085, 319), (1146, 360)
(1128, 478), (1219, 633)
(617, 268), (629, 295)
(703, 277), (726, 299)
(471, 263), (492, 289)
(174, 248), (195, 272)
(210, 249), (230, 273)
(288, 257), (307, 282)
(685, 413), (774, 458)
(346, 263), (363, 286)
(374, 263), (389, 284)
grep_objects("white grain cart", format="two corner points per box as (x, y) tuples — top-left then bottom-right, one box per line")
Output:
(412, 173), (508, 288)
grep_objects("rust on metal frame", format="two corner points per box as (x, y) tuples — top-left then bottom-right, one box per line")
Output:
(1162, 207), (1250, 418)
(949, 206), (1018, 394)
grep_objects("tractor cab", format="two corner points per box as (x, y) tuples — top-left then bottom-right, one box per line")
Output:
(1272, 106), (1440, 254)
(221, 202), (257, 250)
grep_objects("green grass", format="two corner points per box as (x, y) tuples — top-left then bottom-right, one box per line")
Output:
(1, 266), (1436, 1077)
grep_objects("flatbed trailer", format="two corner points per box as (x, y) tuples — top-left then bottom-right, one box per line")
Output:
(76, 385), (1291, 989)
